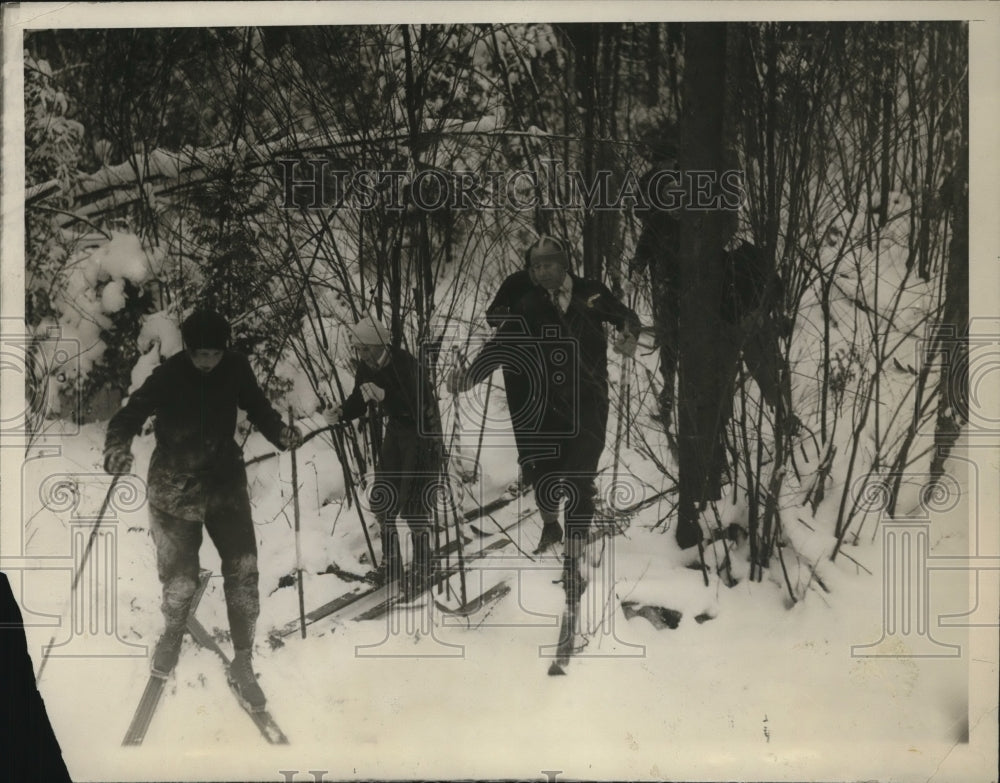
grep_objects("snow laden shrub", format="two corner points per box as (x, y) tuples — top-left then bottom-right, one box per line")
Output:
(24, 54), (84, 191)
(30, 232), (169, 422)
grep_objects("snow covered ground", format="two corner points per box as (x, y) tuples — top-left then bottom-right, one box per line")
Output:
(7, 183), (995, 780)
(14, 400), (996, 782)
(8, 220), (996, 780)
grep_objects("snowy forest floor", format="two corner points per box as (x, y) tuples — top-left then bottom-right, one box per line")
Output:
(17, 414), (994, 783)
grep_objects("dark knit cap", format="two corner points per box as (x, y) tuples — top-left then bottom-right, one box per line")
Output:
(181, 309), (230, 350)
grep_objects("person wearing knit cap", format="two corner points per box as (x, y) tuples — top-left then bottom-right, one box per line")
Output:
(325, 317), (443, 597)
(103, 308), (302, 710)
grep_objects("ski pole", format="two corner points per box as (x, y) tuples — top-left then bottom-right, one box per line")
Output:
(440, 467), (468, 606)
(320, 393), (378, 566)
(470, 374), (493, 482)
(289, 409), (307, 639)
(625, 356), (633, 450)
(36, 473), (120, 682)
(447, 346), (470, 480)
(451, 489), (468, 608)
(244, 420), (367, 468)
(327, 418), (378, 566)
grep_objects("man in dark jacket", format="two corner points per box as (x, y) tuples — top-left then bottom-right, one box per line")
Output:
(103, 309), (301, 710)
(325, 317), (443, 596)
(481, 263), (542, 481)
(451, 236), (640, 578)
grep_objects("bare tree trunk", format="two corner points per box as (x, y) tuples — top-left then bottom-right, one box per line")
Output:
(675, 22), (730, 549)
(877, 22), (895, 228)
(917, 29), (939, 282)
(929, 49), (968, 481)
(401, 25), (434, 345)
(646, 24), (661, 106)
(578, 25), (600, 280)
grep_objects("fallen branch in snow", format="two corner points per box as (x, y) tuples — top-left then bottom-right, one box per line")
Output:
(779, 521), (834, 600)
(800, 554), (832, 595)
(320, 562), (370, 583)
(837, 549), (873, 576)
(619, 486), (678, 515)
(775, 542), (798, 606)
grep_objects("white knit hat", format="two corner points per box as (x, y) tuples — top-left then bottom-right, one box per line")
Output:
(348, 317), (390, 347)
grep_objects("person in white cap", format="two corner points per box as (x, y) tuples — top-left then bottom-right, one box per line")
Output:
(325, 317), (443, 595)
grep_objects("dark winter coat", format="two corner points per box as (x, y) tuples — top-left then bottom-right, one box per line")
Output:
(341, 346), (442, 437)
(470, 272), (641, 480)
(104, 351), (286, 522)
(340, 346), (443, 521)
(484, 269), (539, 466)
(341, 348), (441, 437)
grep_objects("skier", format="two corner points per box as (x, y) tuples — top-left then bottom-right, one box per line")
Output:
(450, 235), (641, 588)
(324, 317), (443, 597)
(477, 257), (544, 492)
(103, 309), (301, 710)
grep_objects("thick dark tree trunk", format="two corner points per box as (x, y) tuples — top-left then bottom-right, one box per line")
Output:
(561, 22), (622, 282)
(568, 24), (601, 280)
(675, 23), (731, 549)
(929, 108), (968, 481)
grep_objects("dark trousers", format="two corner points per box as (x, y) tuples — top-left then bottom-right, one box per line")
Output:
(371, 421), (439, 569)
(522, 383), (608, 537)
(149, 493), (259, 649)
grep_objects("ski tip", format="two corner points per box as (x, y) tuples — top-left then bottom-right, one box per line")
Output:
(547, 662), (566, 676)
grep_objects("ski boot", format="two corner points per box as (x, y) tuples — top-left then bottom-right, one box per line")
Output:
(506, 466), (526, 498)
(366, 561), (389, 587)
(533, 509), (563, 555)
(675, 515), (704, 550)
(228, 649), (266, 712)
(150, 626), (184, 677)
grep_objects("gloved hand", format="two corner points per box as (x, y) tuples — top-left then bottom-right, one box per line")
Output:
(613, 329), (638, 357)
(360, 382), (385, 403)
(279, 425), (302, 450)
(103, 447), (133, 475)
(447, 368), (473, 394)
(323, 404), (343, 427)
